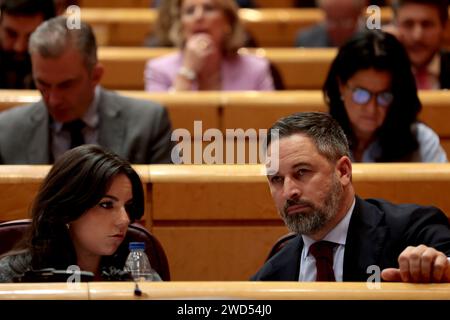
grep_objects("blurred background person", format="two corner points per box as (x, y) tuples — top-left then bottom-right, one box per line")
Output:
(0, 145), (163, 282)
(295, 0), (368, 47)
(0, 16), (174, 164)
(0, 0), (56, 89)
(391, 0), (449, 89)
(144, 0), (275, 91)
(323, 30), (447, 162)
(146, 0), (257, 48)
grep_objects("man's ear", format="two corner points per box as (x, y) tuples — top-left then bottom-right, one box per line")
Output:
(335, 156), (352, 186)
(91, 63), (104, 85)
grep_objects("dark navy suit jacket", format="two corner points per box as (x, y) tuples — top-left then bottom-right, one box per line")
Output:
(251, 197), (450, 281)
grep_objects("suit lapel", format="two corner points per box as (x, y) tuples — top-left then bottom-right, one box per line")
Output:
(27, 101), (50, 163)
(267, 235), (303, 280)
(343, 197), (388, 281)
(97, 89), (126, 154)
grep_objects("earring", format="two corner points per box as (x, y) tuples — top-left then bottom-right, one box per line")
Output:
(66, 223), (70, 230)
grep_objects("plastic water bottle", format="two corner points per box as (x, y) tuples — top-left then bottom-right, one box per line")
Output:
(124, 242), (162, 281)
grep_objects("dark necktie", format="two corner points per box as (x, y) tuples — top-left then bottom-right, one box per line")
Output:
(309, 241), (336, 281)
(63, 119), (86, 149)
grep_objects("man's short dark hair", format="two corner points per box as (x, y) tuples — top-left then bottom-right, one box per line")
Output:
(393, 0), (449, 25)
(266, 112), (350, 163)
(0, 0), (56, 21)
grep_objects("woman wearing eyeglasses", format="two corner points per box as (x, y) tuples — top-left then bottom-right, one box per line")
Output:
(323, 30), (447, 162)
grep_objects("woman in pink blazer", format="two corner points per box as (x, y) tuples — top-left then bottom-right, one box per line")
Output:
(144, 0), (275, 91)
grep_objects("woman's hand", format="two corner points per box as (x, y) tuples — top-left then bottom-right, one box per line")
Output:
(183, 33), (219, 74)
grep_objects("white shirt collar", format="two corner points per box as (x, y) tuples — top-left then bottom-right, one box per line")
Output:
(302, 197), (356, 255)
(53, 85), (101, 132)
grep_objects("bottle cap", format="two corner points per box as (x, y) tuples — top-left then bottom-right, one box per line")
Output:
(129, 242), (145, 250)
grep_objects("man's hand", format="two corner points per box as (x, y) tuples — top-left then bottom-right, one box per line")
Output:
(381, 245), (450, 283)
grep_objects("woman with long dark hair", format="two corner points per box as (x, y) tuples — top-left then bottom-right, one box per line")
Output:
(0, 144), (161, 282)
(323, 30), (447, 162)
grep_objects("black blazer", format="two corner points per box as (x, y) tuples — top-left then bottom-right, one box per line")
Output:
(251, 196), (450, 281)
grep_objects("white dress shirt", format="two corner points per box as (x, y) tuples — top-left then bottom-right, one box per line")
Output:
(51, 86), (101, 162)
(299, 198), (355, 282)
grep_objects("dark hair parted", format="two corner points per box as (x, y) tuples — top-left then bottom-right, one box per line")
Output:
(323, 30), (421, 162)
(267, 112), (350, 163)
(0, 0), (56, 21)
(28, 144), (144, 270)
(392, 0), (449, 25)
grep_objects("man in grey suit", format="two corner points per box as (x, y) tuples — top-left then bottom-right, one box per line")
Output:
(0, 16), (174, 164)
(295, 0), (367, 47)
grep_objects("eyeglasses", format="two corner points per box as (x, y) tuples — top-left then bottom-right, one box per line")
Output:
(349, 86), (394, 108)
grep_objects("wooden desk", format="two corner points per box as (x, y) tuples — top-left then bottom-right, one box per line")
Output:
(0, 282), (89, 300)
(97, 47), (336, 90)
(1, 90), (449, 155)
(78, 8), (351, 47)
(78, 7), (450, 47)
(2, 163), (449, 280)
(88, 281), (450, 300)
(1, 281), (449, 300)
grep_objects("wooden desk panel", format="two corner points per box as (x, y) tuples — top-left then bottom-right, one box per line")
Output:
(1, 164), (450, 280)
(87, 282), (450, 300)
(79, 8), (388, 47)
(97, 47), (336, 90)
(79, 7), (450, 48)
(152, 226), (287, 281)
(81, 8), (323, 47)
(147, 164), (450, 220)
(0, 90), (220, 134)
(151, 182), (274, 220)
(1, 281), (449, 300)
(0, 283), (89, 299)
(0, 90), (449, 153)
(221, 90), (326, 130)
(117, 91), (222, 133)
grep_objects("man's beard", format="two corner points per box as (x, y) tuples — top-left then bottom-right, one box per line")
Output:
(280, 176), (342, 236)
